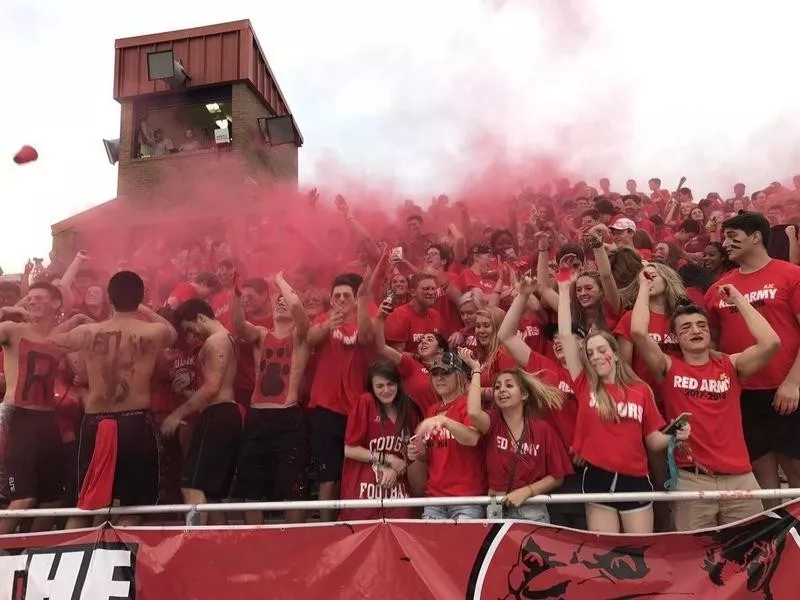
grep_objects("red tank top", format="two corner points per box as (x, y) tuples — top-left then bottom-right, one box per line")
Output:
(252, 333), (294, 407)
(15, 338), (60, 409)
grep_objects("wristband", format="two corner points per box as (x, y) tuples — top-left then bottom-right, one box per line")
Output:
(472, 371), (482, 376)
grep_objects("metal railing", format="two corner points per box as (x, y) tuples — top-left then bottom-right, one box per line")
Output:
(1, 488), (797, 526)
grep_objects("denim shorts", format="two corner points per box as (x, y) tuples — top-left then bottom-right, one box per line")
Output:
(422, 504), (484, 520)
(500, 503), (550, 523)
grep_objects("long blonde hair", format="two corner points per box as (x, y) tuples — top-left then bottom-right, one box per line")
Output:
(494, 368), (563, 417)
(583, 330), (643, 422)
(474, 307), (504, 368)
(620, 262), (687, 313)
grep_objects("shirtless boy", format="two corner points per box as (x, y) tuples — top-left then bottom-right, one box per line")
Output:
(163, 298), (241, 525)
(0, 282), (89, 534)
(45, 271), (177, 528)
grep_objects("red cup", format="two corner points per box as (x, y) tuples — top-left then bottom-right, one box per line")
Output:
(13, 145), (38, 164)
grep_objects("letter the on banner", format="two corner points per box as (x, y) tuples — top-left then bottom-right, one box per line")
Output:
(0, 505), (797, 598)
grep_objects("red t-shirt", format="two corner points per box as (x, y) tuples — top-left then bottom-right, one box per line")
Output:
(458, 269), (496, 297)
(423, 395), (487, 497)
(434, 271), (463, 336)
(383, 303), (445, 353)
(480, 349), (517, 388)
(484, 410), (573, 492)
(211, 289), (234, 324)
(657, 354), (750, 474)
(309, 312), (375, 416)
(614, 310), (681, 390)
(169, 282), (197, 305)
(571, 371), (665, 477)
(518, 317), (546, 354)
(339, 392), (419, 521)
(151, 346), (199, 414)
(397, 353), (439, 413)
(525, 351), (577, 453)
(705, 259), (800, 389)
(636, 218), (656, 238)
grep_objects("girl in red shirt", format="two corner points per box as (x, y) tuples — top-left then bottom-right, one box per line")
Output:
(373, 301), (449, 413)
(407, 352), (486, 520)
(461, 348), (572, 522)
(339, 361), (422, 521)
(556, 270), (690, 534)
(469, 307), (516, 402)
(497, 278), (587, 529)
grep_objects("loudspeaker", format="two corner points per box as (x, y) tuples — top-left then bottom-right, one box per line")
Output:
(257, 115), (300, 147)
(103, 139), (120, 165)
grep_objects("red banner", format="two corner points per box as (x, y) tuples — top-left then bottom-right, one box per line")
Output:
(1, 501), (799, 599)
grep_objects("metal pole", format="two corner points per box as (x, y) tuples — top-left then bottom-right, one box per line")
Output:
(0, 488), (796, 520)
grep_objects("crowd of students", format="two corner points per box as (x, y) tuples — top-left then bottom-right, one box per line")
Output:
(1, 176), (799, 535)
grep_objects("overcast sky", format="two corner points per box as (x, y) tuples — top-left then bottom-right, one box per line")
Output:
(1, 0), (799, 272)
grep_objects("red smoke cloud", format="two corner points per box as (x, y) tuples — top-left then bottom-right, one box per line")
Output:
(56, 1), (628, 293)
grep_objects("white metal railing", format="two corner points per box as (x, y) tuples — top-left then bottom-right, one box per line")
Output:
(1, 488), (797, 525)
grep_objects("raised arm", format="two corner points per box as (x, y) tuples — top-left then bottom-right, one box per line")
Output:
(460, 348), (490, 434)
(630, 272), (669, 382)
(230, 285), (262, 344)
(587, 232), (621, 314)
(557, 271), (583, 380)
(373, 302), (403, 364)
(497, 277), (535, 366)
(722, 285), (780, 379)
(58, 251), (90, 313)
(356, 267), (374, 346)
(275, 272), (310, 339)
(137, 304), (178, 347)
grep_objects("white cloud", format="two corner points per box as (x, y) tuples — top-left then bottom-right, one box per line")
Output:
(1, 0), (799, 272)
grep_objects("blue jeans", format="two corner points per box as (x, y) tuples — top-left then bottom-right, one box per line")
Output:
(500, 504), (550, 523)
(422, 504), (484, 520)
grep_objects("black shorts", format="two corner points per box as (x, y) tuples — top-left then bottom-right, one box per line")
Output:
(182, 403), (242, 499)
(0, 405), (64, 504)
(548, 473), (587, 530)
(309, 408), (346, 484)
(581, 464), (653, 513)
(232, 405), (309, 501)
(234, 388), (253, 407)
(76, 410), (160, 507)
(740, 388), (800, 461)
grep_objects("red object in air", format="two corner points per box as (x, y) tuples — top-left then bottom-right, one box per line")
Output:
(13, 145), (38, 164)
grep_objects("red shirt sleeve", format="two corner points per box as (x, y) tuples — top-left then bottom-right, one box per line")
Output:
(640, 384), (666, 435)
(458, 269), (481, 290)
(786, 262), (800, 315)
(397, 353), (416, 378)
(613, 311), (633, 342)
(383, 308), (410, 344)
(344, 393), (371, 446)
(169, 282), (197, 304)
(540, 421), (574, 479)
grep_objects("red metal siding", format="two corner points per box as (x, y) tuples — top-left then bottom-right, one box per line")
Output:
(113, 21), (298, 126)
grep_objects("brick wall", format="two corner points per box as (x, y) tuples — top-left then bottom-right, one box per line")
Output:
(230, 83), (299, 185)
(116, 83), (298, 199)
(52, 82), (299, 259)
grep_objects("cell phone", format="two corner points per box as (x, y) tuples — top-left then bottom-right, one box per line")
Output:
(383, 290), (396, 311)
(662, 412), (691, 436)
(390, 246), (404, 261)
